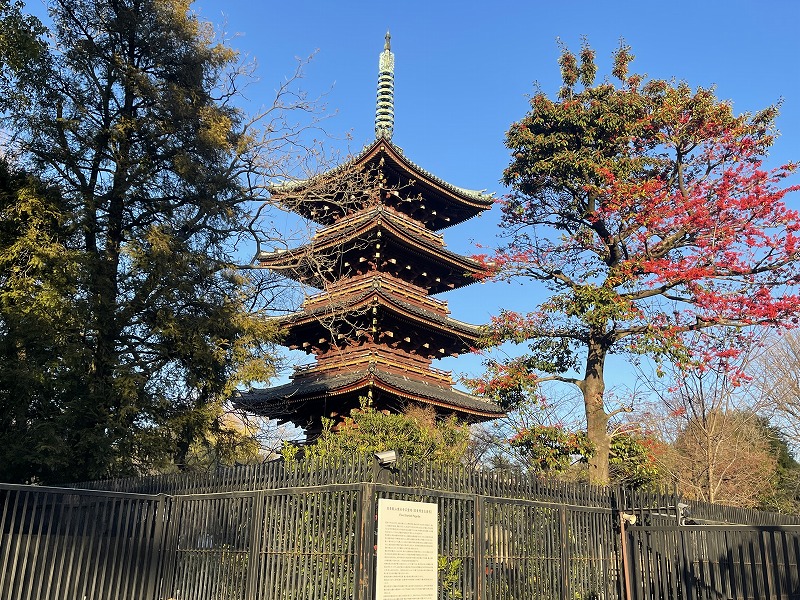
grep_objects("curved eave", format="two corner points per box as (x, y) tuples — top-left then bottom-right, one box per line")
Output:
(280, 288), (483, 343)
(367, 140), (493, 208)
(255, 208), (483, 292)
(269, 138), (494, 229)
(235, 368), (504, 420)
(374, 370), (503, 418)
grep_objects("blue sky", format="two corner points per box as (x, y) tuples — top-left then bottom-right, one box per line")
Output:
(23, 0), (800, 396)
(184, 0), (800, 391)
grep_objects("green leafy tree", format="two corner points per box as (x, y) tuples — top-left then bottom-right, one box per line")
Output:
(509, 424), (593, 473)
(607, 428), (663, 488)
(283, 404), (471, 465)
(472, 42), (800, 484)
(0, 159), (86, 482)
(0, 0), (321, 482)
(0, 0), (47, 112)
(508, 422), (661, 487)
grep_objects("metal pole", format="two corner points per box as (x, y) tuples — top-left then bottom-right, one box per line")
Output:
(619, 513), (634, 600)
(559, 505), (568, 600)
(474, 495), (485, 600)
(356, 483), (376, 600)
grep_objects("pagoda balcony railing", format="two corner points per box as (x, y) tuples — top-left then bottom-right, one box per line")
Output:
(317, 203), (442, 246)
(303, 273), (448, 313)
(293, 347), (453, 385)
(313, 346), (429, 369)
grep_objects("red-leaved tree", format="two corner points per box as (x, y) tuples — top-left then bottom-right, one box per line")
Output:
(472, 42), (800, 484)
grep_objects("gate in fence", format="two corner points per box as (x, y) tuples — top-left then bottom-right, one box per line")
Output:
(2, 458), (800, 600)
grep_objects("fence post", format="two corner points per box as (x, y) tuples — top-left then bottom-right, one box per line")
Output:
(159, 495), (181, 598)
(619, 513), (633, 600)
(145, 494), (169, 600)
(559, 505), (569, 600)
(356, 482), (376, 600)
(473, 495), (485, 600)
(245, 491), (265, 600)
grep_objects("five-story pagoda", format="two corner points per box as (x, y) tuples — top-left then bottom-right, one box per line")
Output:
(236, 34), (504, 434)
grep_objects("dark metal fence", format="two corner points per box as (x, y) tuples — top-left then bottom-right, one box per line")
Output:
(627, 524), (800, 599)
(2, 458), (800, 599)
(68, 455), (617, 507)
(152, 482), (622, 600)
(0, 484), (167, 600)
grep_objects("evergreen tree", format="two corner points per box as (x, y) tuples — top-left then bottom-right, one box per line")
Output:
(761, 422), (800, 514)
(0, 0), (47, 112)
(0, 0), (293, 482)
(0, 159), (85, 482)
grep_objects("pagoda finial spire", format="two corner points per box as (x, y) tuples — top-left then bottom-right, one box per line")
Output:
(375, 30), (394, 140)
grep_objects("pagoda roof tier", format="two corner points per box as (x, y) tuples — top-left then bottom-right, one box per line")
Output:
(255, 205), (484, 293)
(279, 284), (482, 358)
(234, 367), (504, 425)
(269, 138), (494, 231)
(304, 273), (449, 316)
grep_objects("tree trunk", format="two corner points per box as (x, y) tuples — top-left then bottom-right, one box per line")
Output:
(580, 336), (611, 485)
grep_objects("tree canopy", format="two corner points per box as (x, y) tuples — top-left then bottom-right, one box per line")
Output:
(284, 404), (471, 465)
(0, 0), (47, 112)
(0, 0), (316, 482)
(472, 42), (800, 484)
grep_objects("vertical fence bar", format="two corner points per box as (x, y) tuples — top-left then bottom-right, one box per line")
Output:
(619, 514), (632, 600)
(144, 494), (168, 600)
(264, 493), (283, 600)
(678, 526), (693, 600)
(159, 495), (181, 598)
(245, 490), (264, 600)
(110, 496), (135, 600)
(77, 492), (103, 600)
(12, 490), (39, 600)
(0, 489), (24, 598)
(473, 494), (485, 600)
(272, 493), (290, 600)
(144, 495), (160, 600)
(0, 487), (14, 600)
(297, 494), (312, 600)
(559, 504), (569, 600)
(30, 490), (57, 600)
(41, 493), (66, 600)
(91, 496), (116, 600)
(781, 528), (791, 598)
(761, 530), (774, 599)
(51, 492), (80, 600)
